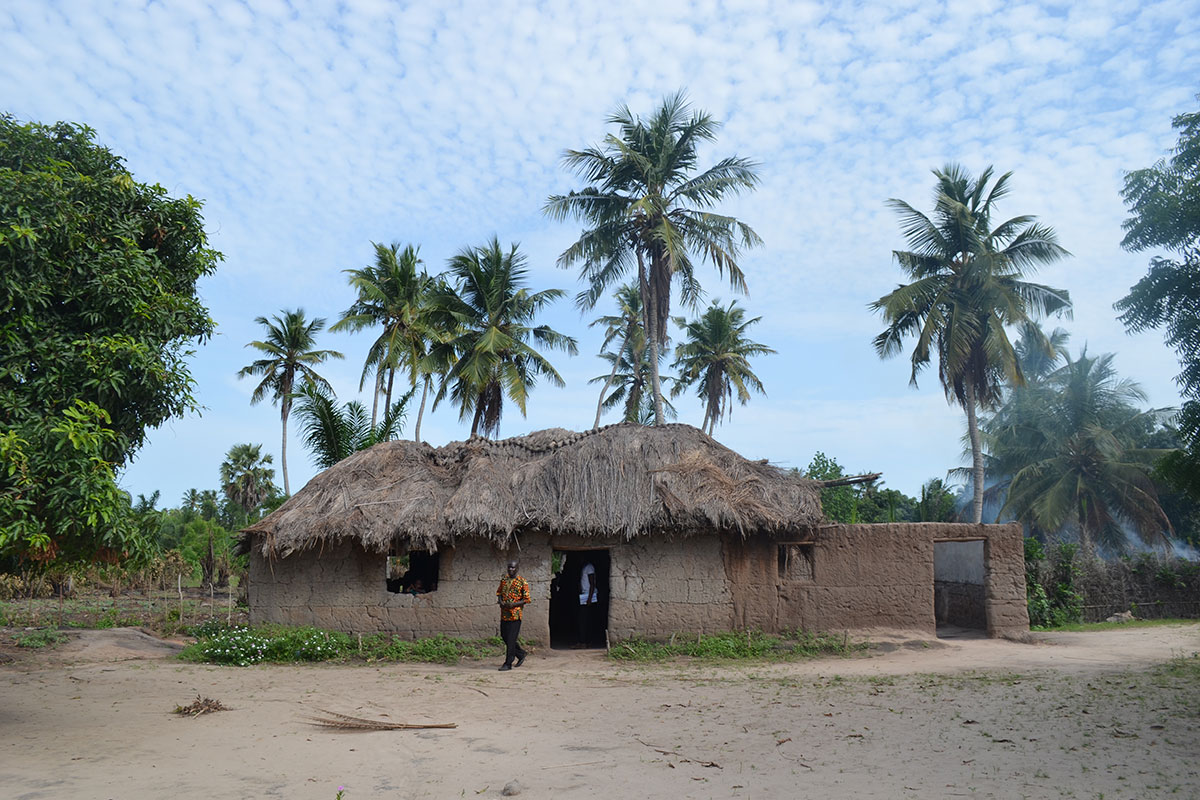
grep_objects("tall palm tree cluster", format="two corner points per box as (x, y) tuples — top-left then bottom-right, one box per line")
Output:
(223, 93), (1186, 556)
(236, 93), (777, 496)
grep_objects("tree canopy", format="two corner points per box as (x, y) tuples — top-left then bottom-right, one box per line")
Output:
(1116, 98), (1200, 499)
(0, 116), (220, 566)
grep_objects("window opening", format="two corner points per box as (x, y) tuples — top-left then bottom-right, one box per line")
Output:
(778, 543), (814, 581)
(386, 549), (439, 594)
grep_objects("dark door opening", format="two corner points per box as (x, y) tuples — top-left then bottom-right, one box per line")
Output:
(933, 539), (987, 637)
(549, 549), (610, 649)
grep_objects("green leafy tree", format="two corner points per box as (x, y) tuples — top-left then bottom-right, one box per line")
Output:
(671, 300), (775, 435)
(916, 478), (959, 522)
(237, 309), (343, 496)
(0, 116), (220, 566)
(292, 381), (413, 470)
(425, 238), (578, 438)
(805, 452), (857, 523)
(219, 443), (278, 524)
(871, 164), (1073, 524)
(547, 92), (762, 423)
(986, 349), (1174, 553)
(331, 242), (439, 434)
(1116, 98), (1200, 498)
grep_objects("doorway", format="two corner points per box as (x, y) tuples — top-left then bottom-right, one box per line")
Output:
(549, 549), (610, 649)
(933, 539), (987, 636)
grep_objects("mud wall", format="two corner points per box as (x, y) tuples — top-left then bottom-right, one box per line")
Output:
(724, 522), (1028, 638)
(248, 521), (1028, 640)
(248, 535), (552, 642)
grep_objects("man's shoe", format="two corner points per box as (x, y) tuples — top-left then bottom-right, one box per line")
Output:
(498, 664), (512, 671)
(515, 654), (525, 668)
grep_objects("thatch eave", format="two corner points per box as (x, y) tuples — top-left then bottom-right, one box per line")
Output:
(241, 423), (825, 559)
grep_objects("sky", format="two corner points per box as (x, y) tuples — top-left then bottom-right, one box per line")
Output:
(3, 0), (1198, 507)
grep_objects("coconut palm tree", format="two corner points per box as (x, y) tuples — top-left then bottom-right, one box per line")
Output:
(332, 243), (436, 432)
(588, 284), (647, 428)
(546, 91), (762, 423)
(291, 381), (413, 470)
(986, 349), (1174, 553)
(670, 300), (774, 435)
(871, 165), (1073, 523)
(219, 443), (277, 519)
(588, 334), (676, 425)
(425, 238), (578, 438)
(237, 309), (343, 496)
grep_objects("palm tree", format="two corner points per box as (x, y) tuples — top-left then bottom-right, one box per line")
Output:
(237, 309), (343, 496)
(546, 91), (762, 423)
(331, 243), (436, 433)
(986, 349), (1174, 553)
(871, 165), (1073, 523)
(425, 238), (578, 438)
(291, 381), (413, 470)
(219, 443), (277, 518)
(670, 300), (775, 435)
(588, 284), (647, 428)
(588, 333), (677, 425)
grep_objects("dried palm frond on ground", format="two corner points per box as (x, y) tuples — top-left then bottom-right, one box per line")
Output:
(174, 696), (228, 716)
(304, 708), (457, 731)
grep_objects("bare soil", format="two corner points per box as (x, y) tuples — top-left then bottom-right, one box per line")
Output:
(1, 624), (1197, 799)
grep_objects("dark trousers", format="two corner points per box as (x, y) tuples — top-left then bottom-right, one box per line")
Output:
(577, 602), (591, 646)
(500, 619), (525, 666)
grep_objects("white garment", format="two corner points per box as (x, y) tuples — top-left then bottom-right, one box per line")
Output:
(579, 562), (597, 605)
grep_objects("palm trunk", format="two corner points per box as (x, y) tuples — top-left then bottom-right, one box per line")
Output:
(638, 251), (665, 425)
(386, 366), (395, 410)
(965, 382), (984, 524)
(370, 370), (381, 429)
(280, 398), (290, 496)
(414, 377), (429, 442)
(592, 337), (625, 430)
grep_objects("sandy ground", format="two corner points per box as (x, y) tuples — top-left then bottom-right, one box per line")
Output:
(1, 625), (1198, 800)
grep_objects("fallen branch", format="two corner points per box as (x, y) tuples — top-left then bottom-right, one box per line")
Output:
(174, 695), (228, 717)
(305, 708), (457, 731)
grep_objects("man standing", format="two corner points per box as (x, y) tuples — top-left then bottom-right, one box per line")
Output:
(577, 559), (597, 648)
(496, 559), (530, 671)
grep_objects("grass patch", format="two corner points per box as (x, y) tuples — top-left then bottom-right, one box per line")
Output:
(13, 628), (69, 649)
(608, 629), (863, 662)
(179, 624), (504, 667)
(1035, 618), (1199, 633)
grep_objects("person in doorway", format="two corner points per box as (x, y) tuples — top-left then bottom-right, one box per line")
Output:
(576, 558), (597, 648)
(496, 559), (530, 671)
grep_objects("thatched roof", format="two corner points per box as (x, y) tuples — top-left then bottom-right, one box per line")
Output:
(242, 423), (825, 558)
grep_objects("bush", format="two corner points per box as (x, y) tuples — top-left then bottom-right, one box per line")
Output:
(184, 627), (271, 666)
(13, 628), (68, 648)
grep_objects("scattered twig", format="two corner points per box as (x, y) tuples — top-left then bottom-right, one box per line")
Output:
(540, 759), (609, 770)
(174, 695), (228, 717)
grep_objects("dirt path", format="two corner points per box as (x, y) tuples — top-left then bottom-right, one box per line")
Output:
(1, 625), (1197, 799)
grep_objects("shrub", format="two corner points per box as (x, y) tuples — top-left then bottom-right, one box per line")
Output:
(14, 628), (68, 648)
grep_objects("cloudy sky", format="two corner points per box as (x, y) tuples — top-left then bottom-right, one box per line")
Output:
(4, 0), (1197, 505)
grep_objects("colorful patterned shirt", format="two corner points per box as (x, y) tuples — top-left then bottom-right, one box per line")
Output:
(497, 574), (531, 621)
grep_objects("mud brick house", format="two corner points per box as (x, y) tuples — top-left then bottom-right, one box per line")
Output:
(241, 424), (1028, 645)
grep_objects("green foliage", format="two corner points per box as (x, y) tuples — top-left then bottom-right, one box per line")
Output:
(547, 91), (762, 422)
(987, 349), (1173, 552)
(609, 630), (861, 662)
(182, 625), (502, 666)
(291, 381), (413, 470)
(1117, 98), (1200, 500)
(219, 443), (278, 521)
(0, 116), (219, 566)
(237, 309), (343, 495)
(13, 628), (68, 648)
(425, 238), (578, 438)
(359, 632), (503, 664)
(1025, 538), (1085, 628)
(804, 452), (929, 524)
(872, 164), (1072, 523)
(671, 300), (775, 435)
